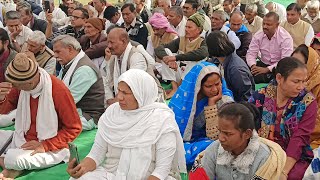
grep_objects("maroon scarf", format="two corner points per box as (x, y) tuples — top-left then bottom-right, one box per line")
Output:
(0, 50), (10, 82)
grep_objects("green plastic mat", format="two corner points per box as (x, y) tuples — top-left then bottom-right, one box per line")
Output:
(0, 126), (97, 180)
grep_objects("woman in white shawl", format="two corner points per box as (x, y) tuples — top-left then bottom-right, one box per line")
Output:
(67, 69), (187, 180)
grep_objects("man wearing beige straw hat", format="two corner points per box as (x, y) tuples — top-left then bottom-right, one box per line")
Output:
(0, 53), (82, 179)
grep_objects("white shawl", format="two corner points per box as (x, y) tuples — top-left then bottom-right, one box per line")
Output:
(13, 68), (58, 148)
(99, 69), (187, 179)
(113, 43), (133, 93)
(61, 50), (85, 86)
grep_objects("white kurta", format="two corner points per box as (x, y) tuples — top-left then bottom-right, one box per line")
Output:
(5, 25), (33, 46)
(70, 131), (177, 180)
(38, 7), (67, 24)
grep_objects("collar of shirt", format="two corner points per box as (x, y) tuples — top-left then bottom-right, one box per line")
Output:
(176, 16), (186, 29)
(125, 17), (137, 29)
(17, 25), (26, 37)
(304, 13), (320, 24)
(250, 16), (258, 26)
(262, 26), (280, 40)
(137, 6), (145, 14)
(116, 15), (124, 26)
(187, 36), (201, 43)
(98, 6), (106, 19)
(287, 19), (302, 26)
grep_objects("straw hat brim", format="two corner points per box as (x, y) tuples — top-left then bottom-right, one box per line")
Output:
(5, 57), (39, 84)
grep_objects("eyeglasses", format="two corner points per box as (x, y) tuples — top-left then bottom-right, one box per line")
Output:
(71, 16), (83, 20)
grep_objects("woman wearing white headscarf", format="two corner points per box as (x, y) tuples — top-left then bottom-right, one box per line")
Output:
(67, 69), (187, 180)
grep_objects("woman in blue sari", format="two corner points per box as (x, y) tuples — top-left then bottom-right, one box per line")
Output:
(169, 61), (234, 166)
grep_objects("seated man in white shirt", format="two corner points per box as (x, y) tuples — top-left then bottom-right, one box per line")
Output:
(38, 0), (67, 27)
(103, 6), (124, 27)
(167, 6), (186, 37)
(105, 28), (148, 106)
(265, 1), (287, 23)
(4, 10), (33, 52)
(208, 10), (241, 49)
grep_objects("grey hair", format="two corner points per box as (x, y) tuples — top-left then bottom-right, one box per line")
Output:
(307, 0), (320, 10)
(245, 4), (258, 13)
(52, 35), (81, 51)
(5, 11), (21, 20)
(27, 31), (46, 45)
(169, 6), (184, 17)
(17, 0), (31, 8)
(230, 10), (244, 19)
(84, 4), (98, 17)
(158, 0), (171, 7)
(152, 7), (165, 15)
(213, 10), (228, 22)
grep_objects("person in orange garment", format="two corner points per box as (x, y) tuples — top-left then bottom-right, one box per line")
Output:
(0, 53), (82, 179)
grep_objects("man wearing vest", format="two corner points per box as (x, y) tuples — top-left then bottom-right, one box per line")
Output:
(105, 28), (151, 106)
(282, 3), (314, 49)
(301, 0), (320, 34)
(22, 31), (56, 75)
(120, 3), (148, 48)
(53, 35), (105, 131)
(154, 13), (209, 98)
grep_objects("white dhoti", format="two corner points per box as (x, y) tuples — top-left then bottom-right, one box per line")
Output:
(0, 130), (69, 171)
(70, 166), (109, 180)
(159, 49), (204, 82)
(69, 166), (178, 180)
(0, 109), (16, 128)
(160, 61), (182, 82)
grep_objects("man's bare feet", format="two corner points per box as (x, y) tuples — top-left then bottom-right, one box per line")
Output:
(0, 169), (22, 179)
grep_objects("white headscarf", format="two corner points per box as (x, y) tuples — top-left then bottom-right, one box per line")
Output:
(98, 69), (187, 179)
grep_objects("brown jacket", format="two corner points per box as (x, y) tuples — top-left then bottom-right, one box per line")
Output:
(80, 33), (108, 59)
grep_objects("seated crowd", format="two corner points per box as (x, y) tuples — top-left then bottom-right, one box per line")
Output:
(0, 0), (320, 179)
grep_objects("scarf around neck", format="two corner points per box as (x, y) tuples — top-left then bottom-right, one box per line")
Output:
(13, 68), (58, 148)
(216, 131), (260, 174)
(100, 69), (187, 179)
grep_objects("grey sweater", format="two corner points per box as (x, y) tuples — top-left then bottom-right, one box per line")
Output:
(201, 140), (270, 180)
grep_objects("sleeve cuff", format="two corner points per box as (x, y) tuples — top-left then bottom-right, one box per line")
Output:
(151, 171), (165, 180)
(86, 155), (100, 168)
(41, 141), (50, 152)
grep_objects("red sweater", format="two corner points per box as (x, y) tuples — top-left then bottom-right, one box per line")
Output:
(0, 75), (82, 152)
